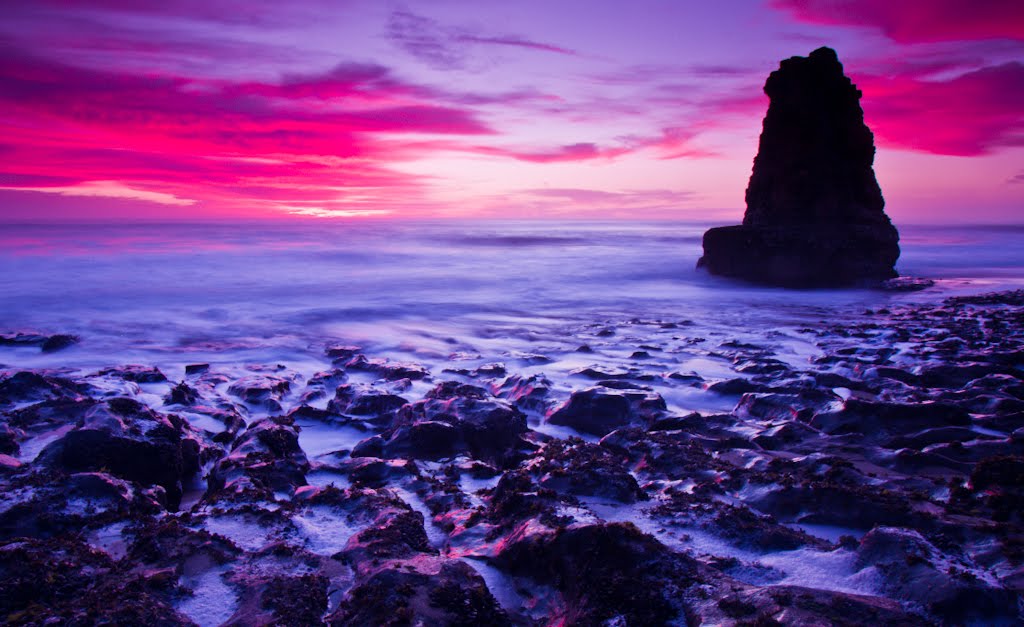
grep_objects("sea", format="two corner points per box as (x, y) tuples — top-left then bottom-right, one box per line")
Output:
(1, 220), (1022, 377)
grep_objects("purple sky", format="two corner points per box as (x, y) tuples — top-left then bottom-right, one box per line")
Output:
(0, 0), (1021, 222)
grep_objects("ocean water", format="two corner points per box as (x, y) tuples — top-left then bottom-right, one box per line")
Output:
(1, 220), (1022, 374)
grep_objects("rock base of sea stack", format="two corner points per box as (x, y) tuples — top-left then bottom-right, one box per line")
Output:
(699, 223), (899, 288)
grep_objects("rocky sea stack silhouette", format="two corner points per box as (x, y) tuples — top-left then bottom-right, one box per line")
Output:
(699, 47), (900, 287)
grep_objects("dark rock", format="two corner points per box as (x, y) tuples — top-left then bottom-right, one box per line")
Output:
(856, 526), (1020, 624)
(384, 421), (462, 460)
(96, 364), (168, 383)
(163, 381), (197, 406)
(344, 354), (429, 380)
(382, 389), (529, 463)
(351, 435), (385, 458)
(492, 373), (552, 412)
(36, 398), (200, 509)
(698, 47), (899, 287)
(41, 334), (79, 353)
(325, 344), (362, 362)
(493, 522), (694, 625)
(878, 277), (935, 292)
(533, 439), (646, 503)
(0, 332), (49, 347)
(227, 375), (291, 409)
(736, 390), (840, 422)
(184, 363), (209, 375)
(207, 417), (309, 501)
(0, 332), (79, 353)
(0, 424), (18, 455)
(547, 386), (665, 436)
(810, 398), (971, 437)
(258, 574), (330, 626)
(329, 383), (407, 422)
(707, 378), (767, 395)
(329, 557), (508, 626)
(0, 371), (85, 406)
(0, 536), (192, 625)
(694, 585), (922, 626)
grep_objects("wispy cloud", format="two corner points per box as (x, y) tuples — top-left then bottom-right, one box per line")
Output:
(772, 0), (1024, 43)
(388, 9), (575, 70)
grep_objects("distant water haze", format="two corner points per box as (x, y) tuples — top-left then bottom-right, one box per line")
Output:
(1, 220), (1022, 373)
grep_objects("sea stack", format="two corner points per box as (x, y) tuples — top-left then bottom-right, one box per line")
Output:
(698, 47), (900, 287)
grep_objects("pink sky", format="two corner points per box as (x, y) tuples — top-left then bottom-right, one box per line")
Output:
(0, 0), (1021, 222)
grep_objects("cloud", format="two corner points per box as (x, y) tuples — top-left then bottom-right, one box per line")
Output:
(5, 181), (196, 205)
(0, 46), (498, 217)
(859, 62), (1024, 155)
(454, 34), (576, 56)
(773, 0), (1024, 43)
(470, 187), (702, 219)
(388, 9), (575, 70)
(479, 142), (630, 164)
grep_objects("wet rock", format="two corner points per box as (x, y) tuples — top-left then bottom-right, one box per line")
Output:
(698, 47), (899, 287)
(0, 332), (79, 353)
(751, 420), (823, 450)
(967, 455), (1024, 523)
(707, 377), (767, 395)
(0, 535), (191, 625)
(494, 522), (695, 625)
(547, 386), (666, 436)
(339, 457), (415, 486)
(329, 383), (408, 422)
(339, 508), (433, 563)
(0, 332), (50, 347)
(344, 354), (429, 381)
(163, 381), (197, 406)
(856, 526), (1020, 623)
(41, 334), (79, 353)
(227, 375), (291, 410)
(736, 390), (840, 422)
(0, 424), (18, 455)
(36, 398), (201, 509)
(207, 416), (309, 501)
(879, 277), (935, 292)
(184, 363), (209, 375)
(96, 364), (168, 383)
(810, 398), (970, 437)
(329, 557), (508, 626)
(325, 344), (362, 362)
(532, 439), (646, 503)
(382, 385), (528, 463)
(693, 585), (922, 626)
(0, 471), (163, 540)
(919, 362), (1022, 389)
(748, 481), (926, 532)
(228, 574), (329, 626)
(492, 373), (552, 412)
(0, 371), (85, 406)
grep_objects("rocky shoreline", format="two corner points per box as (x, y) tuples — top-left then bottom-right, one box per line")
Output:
(2, 291), (1022, 625)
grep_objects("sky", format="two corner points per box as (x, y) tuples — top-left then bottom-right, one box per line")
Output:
(0, 0), (1021, 223)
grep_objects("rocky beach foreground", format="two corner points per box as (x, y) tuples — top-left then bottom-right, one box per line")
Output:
(2, 290), (1023, 625)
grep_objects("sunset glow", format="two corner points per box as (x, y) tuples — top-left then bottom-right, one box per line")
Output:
(1, 0), (1021, 222)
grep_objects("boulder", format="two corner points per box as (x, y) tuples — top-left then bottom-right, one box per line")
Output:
(36, 398), (201, 509)
(698, 47), (900, 287)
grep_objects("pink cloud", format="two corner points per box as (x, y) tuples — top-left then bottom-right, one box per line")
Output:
(0, 48), (497, 216)
(859, 62), (1024, 155)
(773, 0), (1024, 43)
